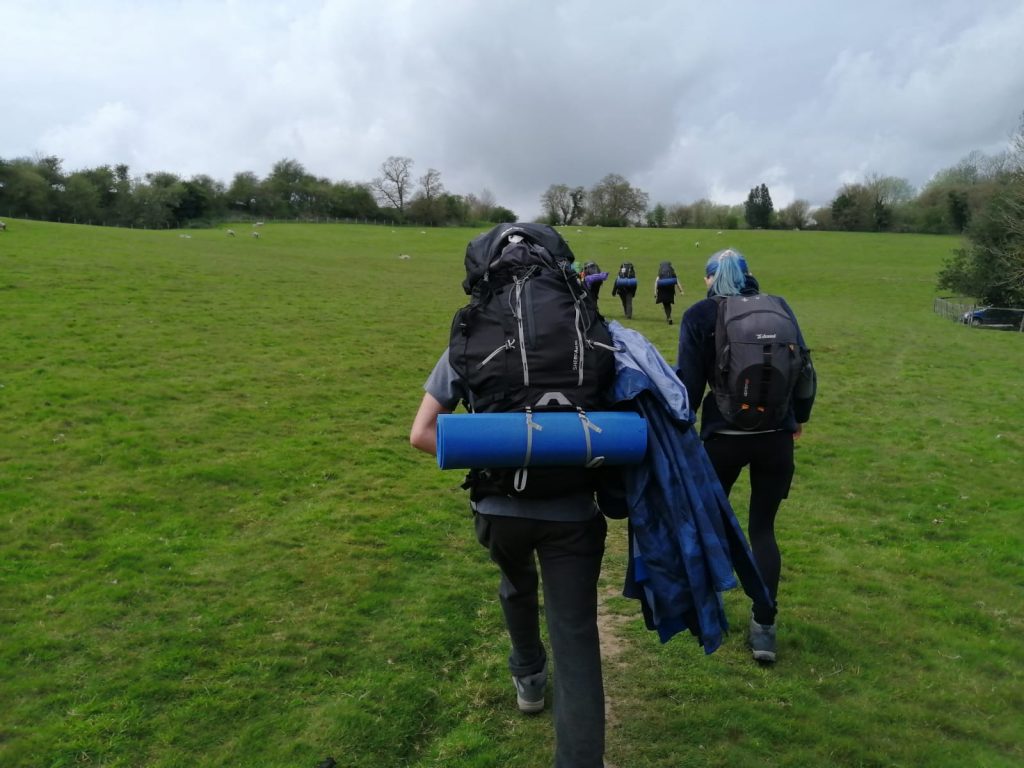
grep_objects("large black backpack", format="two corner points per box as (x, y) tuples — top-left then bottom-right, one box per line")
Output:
(619, 262), (636, 279)
(712, 294), (806, 431)
(449, 223), (617, 497)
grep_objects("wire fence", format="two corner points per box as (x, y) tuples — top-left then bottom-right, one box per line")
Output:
(935, 296), (1024, 332)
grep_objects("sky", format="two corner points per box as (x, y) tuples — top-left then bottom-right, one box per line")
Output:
(4, 0), (1024, 220)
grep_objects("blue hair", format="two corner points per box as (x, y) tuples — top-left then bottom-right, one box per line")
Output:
(705, 248), (748, 296)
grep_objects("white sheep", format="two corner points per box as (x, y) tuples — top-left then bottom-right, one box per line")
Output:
(254, 221), (264, 227)
(226, 229), (236, 236)
(0, 221), (6, 231)
(251, 231), (260, 238)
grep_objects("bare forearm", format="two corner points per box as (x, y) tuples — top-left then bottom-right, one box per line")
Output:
(410, 392), (449, 455)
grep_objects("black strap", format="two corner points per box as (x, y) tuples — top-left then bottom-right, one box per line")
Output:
(758, 344), (773, 412)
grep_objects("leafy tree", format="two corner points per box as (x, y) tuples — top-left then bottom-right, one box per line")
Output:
(489, 205), (517, 222)
(408, 168), (446, 225)
(62, 172), (103, 223)
(947, 190), (971, 232)
(778, 199), (811, 229)
(585, 174), (648, 227)
(569, 186), (586, 225)
(744, 183), (774, 228)
(227, 171), (262, 218)
(325, 181), (378, 219)
(938, 112), (1024, 306)
(0, 158), (51, 218)
(646, 203), (667, 228)
(830, 183), (875, 231)
(264, 158), (314, 218)
(541, 184), (573, 225)
(176, 175), (225, 224)
(666, 203), (691, 228)
(371, 156), (414, 216)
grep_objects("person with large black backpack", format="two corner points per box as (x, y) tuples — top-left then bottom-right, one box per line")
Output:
(654, 260), (683, 324)
(611, 261), (638, 319)
(410, 223), (615, 768)
(676, 248), (816, 664)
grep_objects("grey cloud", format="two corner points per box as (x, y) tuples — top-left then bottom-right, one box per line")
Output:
(3, 1), (1023, 220)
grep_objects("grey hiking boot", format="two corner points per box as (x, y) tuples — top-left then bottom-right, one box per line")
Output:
(749, 615), (777, 663)
(512, 662), (547, 714)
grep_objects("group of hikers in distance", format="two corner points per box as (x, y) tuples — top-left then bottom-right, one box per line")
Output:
(577, 258), (685, 324)
(410, 223), (816, 768)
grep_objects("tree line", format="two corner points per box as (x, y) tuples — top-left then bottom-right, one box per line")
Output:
(0, 155), (515, 229)
(2, 120), (1021, 306)
(0, 144), (1014, 237)
(539, 153), (1016, 237)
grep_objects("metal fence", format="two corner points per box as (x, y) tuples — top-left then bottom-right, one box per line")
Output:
(935, 296), (1024, 332)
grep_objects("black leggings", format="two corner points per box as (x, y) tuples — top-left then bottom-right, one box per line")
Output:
(617, 290), (634, 319)
(703, 430), (794, 624)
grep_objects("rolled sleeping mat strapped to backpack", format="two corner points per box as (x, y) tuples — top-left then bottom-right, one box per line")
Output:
(656, 276), (678, 287)
(614, 277), (638, 288)
(583, 272), (609, 286)
(436, 411), (647, 470)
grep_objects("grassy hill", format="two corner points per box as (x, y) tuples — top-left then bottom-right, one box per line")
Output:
(1, 220), (1020, 767)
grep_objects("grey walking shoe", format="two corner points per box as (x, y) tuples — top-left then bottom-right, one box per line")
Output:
(749, 615), (777, 663)
(512, 662), (547, 714)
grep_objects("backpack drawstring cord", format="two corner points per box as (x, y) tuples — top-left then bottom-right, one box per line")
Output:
(515, 408), (543, 492)
(578, 408), (605, 468)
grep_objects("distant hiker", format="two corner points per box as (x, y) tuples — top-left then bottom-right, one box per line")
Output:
(411, 223), (614, 768)
(654, 260), (683, 324)
(676, 248), (817, 664)
(579, 260), (608, 300)
(611, 261), (638, 319)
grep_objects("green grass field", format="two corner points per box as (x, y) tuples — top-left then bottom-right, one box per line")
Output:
(1, 219), (1021, 767)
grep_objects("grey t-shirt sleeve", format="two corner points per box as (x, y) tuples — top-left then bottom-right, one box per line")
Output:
(423, 349), (466, 411)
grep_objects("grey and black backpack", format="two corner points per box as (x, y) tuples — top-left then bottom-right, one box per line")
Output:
(712, 293), (807, 431)
(449, 223), (617, 497)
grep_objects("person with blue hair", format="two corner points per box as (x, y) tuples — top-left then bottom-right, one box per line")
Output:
(676, 248), (817, 663)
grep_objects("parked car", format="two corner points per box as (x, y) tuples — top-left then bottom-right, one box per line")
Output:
(960, 306), (1024, 330)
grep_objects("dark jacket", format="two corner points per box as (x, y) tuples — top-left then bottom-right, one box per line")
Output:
(676, 275), (816, 440)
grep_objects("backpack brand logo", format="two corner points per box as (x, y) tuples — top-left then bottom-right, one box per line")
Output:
(572, 339), (580, 371)
(756, 332), (777, 340)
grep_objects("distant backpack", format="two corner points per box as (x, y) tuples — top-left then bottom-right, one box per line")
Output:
(614, 262), (637, 291)
(656, 262), (678, 287)
(449, 223), (617, 496)
(712, 294), (807, 431)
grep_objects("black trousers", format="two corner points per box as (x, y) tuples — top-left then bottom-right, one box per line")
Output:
(616, 289), (634, 319)
(475, 512), (607, 768)
(703, 430), (794, 624)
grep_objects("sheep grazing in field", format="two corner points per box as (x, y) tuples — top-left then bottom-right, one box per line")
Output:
(0, 221), (7, 231)
(398, 254), (411, 260)
(694, 241), (700, 247)
(226, 229), (236, 236)
(254, 221), (264, 227)
(251, 231), (260, 238)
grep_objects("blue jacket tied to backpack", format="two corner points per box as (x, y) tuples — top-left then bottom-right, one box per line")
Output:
(606, 321), (771, 652)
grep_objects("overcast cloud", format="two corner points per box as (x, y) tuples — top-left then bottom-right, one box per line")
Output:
(4, 0), (1024, 219)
